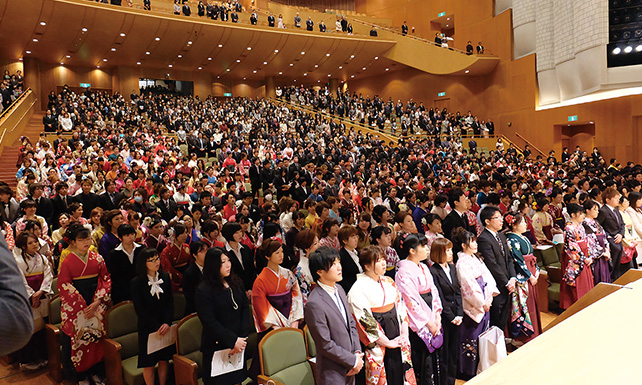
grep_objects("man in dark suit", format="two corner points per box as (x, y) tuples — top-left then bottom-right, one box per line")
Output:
(401, 21), (408, 35)
(98, 180), (125, 211)
(305, 246), (364, 385)
(259, 160), (274, 194)
(28, 183), (54, 228)
(51, 182), (71, 230)
(268, 13), (275, 27)
(72, 179), (100, 219)
(43, 110), (58, 132)
(249, 158), (262, 198)
(0, 185), (20, 226)
(597, 188), (634, 280)
(478, 206), (516, 331)
(442, 189), (473, 257)
(156, 187), (178, 222)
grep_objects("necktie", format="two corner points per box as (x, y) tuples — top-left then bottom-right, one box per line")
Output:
(495, 233), (505, 256)
(334, 290), (348, 325)
(4, 204), (9, 218)
(462, 213), (469, 229)
(62, 196), (66, 207)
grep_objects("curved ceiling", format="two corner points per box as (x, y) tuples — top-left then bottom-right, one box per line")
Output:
(0, 0), (402, 83)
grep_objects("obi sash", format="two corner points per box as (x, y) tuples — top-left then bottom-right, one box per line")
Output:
(73, 274), (99, 306)
(371, 304), (400, 342)
(542, 225), (553, 241)
(267, 290), (292, 318)
(25, 272), (44, 293)
(419, 289), (433, 310)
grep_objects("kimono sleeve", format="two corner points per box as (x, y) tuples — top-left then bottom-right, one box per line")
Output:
(508, 237), (532, 279)
(395, 267), (435, 333)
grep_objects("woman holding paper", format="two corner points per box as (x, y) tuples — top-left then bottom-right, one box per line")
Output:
(196, 247), (250, 385)
(131, 247), (174, 385)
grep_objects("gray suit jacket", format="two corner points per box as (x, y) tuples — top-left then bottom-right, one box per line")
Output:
(304, 284), (360, 385)
(1, 198), (20, 226)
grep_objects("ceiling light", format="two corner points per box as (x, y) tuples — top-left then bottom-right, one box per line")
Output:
(137, 62), (141, 65)
(385, 68), (389, 71)
(111, 48), (116, 51)
(447, 17), (450, 20)
(314, 64), (319, 68)
(279, 72), (283, 75)
(218, 44), (223, 48)
(263, 61), (268, 65)
(465, 69), (470, 73)
(274, 49), (279, 53)
(636, 45), (642, 52)
(97, 65), (100, 68)
(362, 67), (366, 70)
(446, 24), (449, 27)
(33, 38), (38, 42)
(326, 53), (330, 56)
(294, 80), (296, 82)
(198, 66), (202, 69)
(290, 63), (294, 66)
(236, 59), (241, 62)
(226, 69), (230, 71)
(25, 50), (31, 54)
(624, 46), (633, 53)
(244, 77), (246, 80)
(247, 47), (252, 50)
(146, 51), (151, 55)
(613, 47), (621, 55)
(217, 76), (220, 78)
(351, 75), (354, 78)
(82, 27), (88, 32)
(301, 51), (305, 55)
(40, 21), (46, 26)
(66, 55), (71, 58)
(350, 55), (355, 58)
(178, 54), (182, 58)
(304, 73), (307, 76)
(328, 74), (331, 77)
(374, 56), (379, 60)
(120, 33), (126, 37)
(339, 66), (342, 69)
(318, 80), (321, 82)
(253, 70), (257, 73)
(18, 58), (22, 61)
(60, 62), (64, 65)
(187, 41), (192, 44)
(168, 64), (172, 67)
(208, 57), (212, 60)
(155, 37), (161, 41)
(103, 58), (107, 61)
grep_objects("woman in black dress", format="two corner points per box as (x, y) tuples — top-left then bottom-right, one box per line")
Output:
(196, 247), (250, 385)
(131, 247), (174, 385)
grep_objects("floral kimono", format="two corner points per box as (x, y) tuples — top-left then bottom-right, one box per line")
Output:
(294, 256), (314, 305)
(560, 222), (594, 309)
(348, 274), (415, 385)
(15, 250), (53, 320)
(160, 242), (191, 291)
(583, 217), (611, 284)
(506, 232), (540, 339)
(252, 266), (304, 332)
(57, 250), (111, 372)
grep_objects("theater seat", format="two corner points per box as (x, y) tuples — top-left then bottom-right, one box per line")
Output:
(45, 295), (62, 382)
(173, 292), (186, 323)
(257, 328), (314, 385)
(103, 301), (144, 385)
(173, 314), (203, 385)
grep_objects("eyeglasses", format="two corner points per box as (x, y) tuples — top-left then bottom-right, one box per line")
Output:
(491, 216), (503, 220)
(146, 257), (160, 263)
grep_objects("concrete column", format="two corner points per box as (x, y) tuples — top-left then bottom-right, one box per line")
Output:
(265, 76), (275, 98)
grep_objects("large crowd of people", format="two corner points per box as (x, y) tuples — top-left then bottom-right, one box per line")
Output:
(4, 83), (642, 385)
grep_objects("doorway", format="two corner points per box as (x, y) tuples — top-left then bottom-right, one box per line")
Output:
(554, 122), (595, 154)
(434, 97), (451, 112)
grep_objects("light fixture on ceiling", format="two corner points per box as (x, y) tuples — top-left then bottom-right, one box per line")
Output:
(253, 70), (257, 73)
(314, 64), (319, 67)
(208, 57), (212, 60)
(40, 21), (46, 26)
(111, 48), (116, 51)
(279, 71), (283, 75)
(18, 57), (22, 61)
(350, 55), (354, 58)
(465, 69), (470, 74)
(236, 59), (241, 62)
(66, 55), (71, 58)
(198, 66), (202, 69)
(25, 50), (31, 54)
(327, 74), (331, 77)
(187, 41), (192, 44)
(155, 37), (161, 41)
(304, 73), (307, 76)
(217, 76), (220, 78)
(447, 17), (450, 20)
(274, 49), (279, 53)
(290, 63), (294, 66)
(375, 56), (378, 60)
(244, 77), (246, 80)
(168, 64), (173, 67)
(103, 58), (107, 61)
(219, 44), (223, 48)
(326, 53), (330, 56)
(32, 38), (38, 42)
(60, 62), (64, 65)
(82, 27), (88, 32)
(624, 46), (633, 53)
(226, 68), (230, 71)
(362, 67), (366, 70)
(97, 65), (100, 68)
(247, 47), (252, 50)
(385, 68), (389, 71)
(137, 61), (141, 65)
(339, 66), (342, 69)
(446, 24), (449, 27)
(263, 61), (267, 65)
(120, 33), (126, 37)
(146, 51), (151, 55)
(178, 54), (182, 58)
(351, 75), (354, 78)
(301, 51), (305, 55)
(612, 47), (621, 55)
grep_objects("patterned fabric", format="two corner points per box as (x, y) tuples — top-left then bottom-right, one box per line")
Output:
(506, 233), (537, 282)
(160, 242), (191, 291)
(562, 222), (589, 286)
(252, 266), (304, 332)
(583, 218), (610, 260)
(395, 260), (442, 333)
(532, 211), (557, 242)
(384, 246), (400, 272)
(508, 281), (534, 338)
(318, 235), (341, 251)
(294, 256), (313, 304)
(455, 252), (498, 323)
(57, 250), (111, 372)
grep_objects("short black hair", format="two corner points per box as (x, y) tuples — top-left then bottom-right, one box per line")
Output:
(117, 224), (136, 238)
(309, 246), (340, 282)
(480, 205), (501, 227)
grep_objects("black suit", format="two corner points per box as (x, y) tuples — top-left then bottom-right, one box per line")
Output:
(597, 205), (633, 280)
(1, 198), (21, 226)
(249, 165), (261, 195)
(31, 196), (54, 229)
(106, 245), (143, 304)
(430, 263), (462, 385)
(72, 192), (100, 219)
(98, 191), (124, 211)
(442, 210), (471, 257)
(477, 228), (515, 330)
(157, 198), (178, 222)
(51, 195), (70, 229)
(227, 245), (257, 292)
(181, 262), (203, 317)
(338, 248), (360, 293)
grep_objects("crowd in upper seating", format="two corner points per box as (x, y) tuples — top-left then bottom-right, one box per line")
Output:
(5, 83), (642, 385)
(0, 70), (24, 113)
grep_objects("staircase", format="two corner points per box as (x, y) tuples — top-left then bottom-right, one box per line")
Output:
(0, 111), (44, 189)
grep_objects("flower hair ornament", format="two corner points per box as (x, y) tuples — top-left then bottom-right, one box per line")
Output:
(532, 201), (539, 210)
(505, 214), (515, 226)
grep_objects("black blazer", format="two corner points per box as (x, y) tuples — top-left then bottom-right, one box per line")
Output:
(33, 196), (55, 227)
(51, 195), (70, 228)
(228, 245), (257, 292)
(181, 262), (203, 317)
(196, 280), (249, 355)
(338, 248), (360, 293)
(597, 205), (625, 239)
(429, 263), (463, 323)
(72, 192), (100, 219)
(477, 229), (516, 292)
(106, 245), (144, 304)
(156, 198), (178, 222)
(442, 210), (470, 256)
(98, 192), (125, 211)
(130, 272), (174, 334)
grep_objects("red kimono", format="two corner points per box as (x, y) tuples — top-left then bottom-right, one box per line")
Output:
(57, 250), (111, 372)
(160, 242), (191, 291)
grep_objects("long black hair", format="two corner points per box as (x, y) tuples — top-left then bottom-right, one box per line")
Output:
(134, 247), (163, 278)
(202, 247), (243, 292)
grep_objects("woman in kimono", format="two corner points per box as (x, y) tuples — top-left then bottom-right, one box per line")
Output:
(144, 216), (169, 254)
(531, 198), (561, 244)
(504, 213), (541, 342)
(57, 222), (111, 384)
(395, 233), (444, 385)
(131, 247), (174, 385)
(583, 200), (611, 285)
(348, 245), (413, 385)
(251, 238), (304, 333)
(560, 204), (594, 309)
(452, 228), (497, 379)
(98, 209), (124, 258)
(371, 226), (400, 279)
(293, 229), (319, 304)
(12, 231), (53, 369)
(160, 222), (192, 292)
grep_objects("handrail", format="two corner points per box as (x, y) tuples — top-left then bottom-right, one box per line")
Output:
(0, 88), (31, 123)
(0, 89), (37, 148)
(515, 132), (546, 156)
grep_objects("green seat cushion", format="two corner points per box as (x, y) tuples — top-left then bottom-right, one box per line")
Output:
(115, 332), (139, 360)
(107, 303), (138, 338)
(271, 362), (314, 385)
(262, 330), (307, 376)
(548, 283), (560, 302)
(535, 247), (560, 267)
(122, 355), (145, 385)
(185, 351), (203, 378)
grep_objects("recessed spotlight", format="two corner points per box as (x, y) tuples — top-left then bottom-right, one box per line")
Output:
(613, 47), (621, 55)
(25, 50), (31, 54)
(155, 37), (161, 41)
(33, 38), (38, 42)
(137, 62), (141, 65)
(274, 49), (279, 53)
(304, 73), (307, 76)
(103, 58), (107, 61)
(66, 55), (71, 58)
(294, 80), (296, 82)
(362, 67), (366, 70)
(279, 72), (283, 75)
(446, 24), (449, 27)
(385, 68), (389, 71)
(219, 44), (223, 48)
(97, 65), (100, 68)
(624, 46), (633, 53)
(327, 74), (331, 77)
(226, 68), (230, 71)
(318, 80), (321, 83)
(351, 75), (354, 78)
(120, 33), (126, 37)
(111, 48), (116, 51)
(178, 54), (182, 58)
(447, 17), (450, 20)
(314, 64), (319, 68)
(198, 66), (202, 69)
(82, 27), (88, 32)
(208, 57), (212, 60)
(301, 51), (305, 55)
(247, 47), (252, 50)
(290, 63), (294, 66)
(465, 69), (470, 73)
(375, 56), (379, 60)
(217, 76), (220, 78)
(263, 61), (267, 65)
(187, 41), (192, 44)
(60, 62), (64, 65)
(339, 66), (342, 69)
(18, 57), (22, 61)
(168, 64), (172, 67)
(350, 55), (355, 58)
(146, 51), (151, 55)
(244, 77), (246, 80)
(326, 53), (330, 56)
(40, 21), (46, 26)
(253, 70), (257, 73)
(236, 59), (241, 62)
(636, 45), (642, 52)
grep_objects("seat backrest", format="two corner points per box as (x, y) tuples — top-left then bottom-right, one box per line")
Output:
(48, 295), (61, 326)
(51, 277), (59, 297)
(105, 301), (139, 360)
(304, 326), (316, 358)
(260, 328), (312, 383)
(173, 292), (186, 322)
(176, 314), (203, 376)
